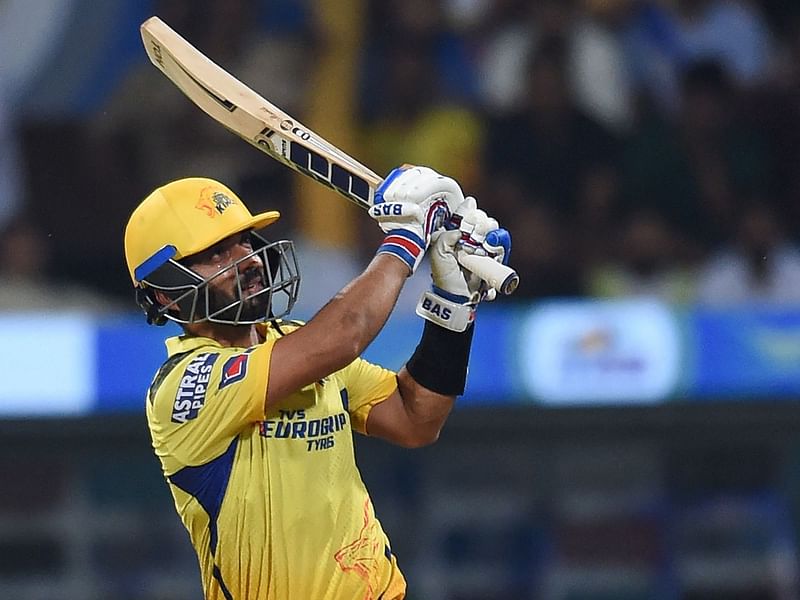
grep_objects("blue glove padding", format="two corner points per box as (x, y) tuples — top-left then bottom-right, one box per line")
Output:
(484, 228), (511, 266)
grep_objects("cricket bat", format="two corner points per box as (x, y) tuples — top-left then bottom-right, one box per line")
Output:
(139, 16), (519, 295)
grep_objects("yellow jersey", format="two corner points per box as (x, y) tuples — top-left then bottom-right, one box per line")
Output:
(145, 321), (407, 599)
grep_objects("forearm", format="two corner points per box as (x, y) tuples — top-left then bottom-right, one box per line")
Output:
(394, 319), (476, 445)
(293, 254), (408, 376)
(360, 319), (475, 447)
(396, 367), (456, 442)
(326, 253), (408, 349)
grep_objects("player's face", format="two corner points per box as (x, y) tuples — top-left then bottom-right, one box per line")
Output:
(183, 231), (270, 322)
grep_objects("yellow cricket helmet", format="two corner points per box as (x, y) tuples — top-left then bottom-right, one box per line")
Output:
(125, 177), (279, 284)
(124, 177), (300, 326)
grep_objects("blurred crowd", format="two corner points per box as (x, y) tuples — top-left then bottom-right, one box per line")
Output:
(359, 0), (800, 305)
(3, 0), (800, 311)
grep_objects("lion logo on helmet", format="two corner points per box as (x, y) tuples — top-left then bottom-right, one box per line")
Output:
(196, 187), (234, 218)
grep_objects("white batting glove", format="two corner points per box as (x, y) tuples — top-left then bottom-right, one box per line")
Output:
(371, 165), (465, 274)
(416, 197), (512, 332)
(416, 229), (476, 332)
(451, 196), (512, 302)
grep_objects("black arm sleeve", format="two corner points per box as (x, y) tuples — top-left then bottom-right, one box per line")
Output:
(405, 320), (475, 396)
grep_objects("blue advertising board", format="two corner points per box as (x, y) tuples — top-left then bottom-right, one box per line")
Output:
(689, 308), (800, 398)
(3, 301), (800, 416)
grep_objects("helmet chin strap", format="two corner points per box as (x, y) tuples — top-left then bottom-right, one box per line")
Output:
(137, 287), (169, 326)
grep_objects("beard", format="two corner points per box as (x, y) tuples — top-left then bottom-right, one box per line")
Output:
(207, 265), (271, 323)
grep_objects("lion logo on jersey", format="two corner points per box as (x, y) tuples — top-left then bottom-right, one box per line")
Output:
(195, 188), (234, 218)
(334, 499), (383, 599)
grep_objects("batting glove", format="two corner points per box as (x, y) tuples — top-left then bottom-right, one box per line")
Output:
(370, 165), (465, 274)
(452, 196), (512, 302)
(416, 197), (512, 332)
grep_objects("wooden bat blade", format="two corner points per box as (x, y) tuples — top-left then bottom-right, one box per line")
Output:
(140, 16), (379, 210)
(139, 16), (519, 295)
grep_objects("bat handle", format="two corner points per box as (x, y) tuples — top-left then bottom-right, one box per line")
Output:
(456, 251), (520, 296)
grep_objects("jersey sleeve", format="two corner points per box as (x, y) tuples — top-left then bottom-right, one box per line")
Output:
(336, 357), (398, 434)
(148, 340), (275, 473)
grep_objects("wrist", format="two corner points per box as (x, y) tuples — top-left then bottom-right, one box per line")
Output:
(376, 228), (425, 274)
(406, 319), (475, 396)
(372, 251), (414, 278)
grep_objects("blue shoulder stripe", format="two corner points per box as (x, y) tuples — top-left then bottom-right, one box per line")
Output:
(168, 437), (238, 554)
(169, 437), (239, 598)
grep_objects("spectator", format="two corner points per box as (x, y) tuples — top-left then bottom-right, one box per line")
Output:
(359, 42), (483, 191)
(503, 201), (585, 299)
(625, 0), (775, 113)
(91, 0), (317, 191)
(697, 202), (800, 305)
(480, 34), (624, 299)
(744, 14), (800, 234)
(0, 90), (22, 229)
(569, 0), (638, 133)
(482, 38), (618, 288)
(620, 59), (770, 251)
(477, 0), (585, 112)
(481, 34), (621, 233)
(0, 217), (119, 312)
(357, 35), (484, 313)
(587, 209), (697, 303)
(670, 0), (774, 83)
(362, 0), (479, 114)
(477, 0), (636, 133)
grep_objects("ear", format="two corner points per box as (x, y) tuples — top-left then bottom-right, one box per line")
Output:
(153, 290), (172, 306)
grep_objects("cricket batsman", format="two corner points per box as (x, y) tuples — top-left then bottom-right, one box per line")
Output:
(123, 166), (511, 599)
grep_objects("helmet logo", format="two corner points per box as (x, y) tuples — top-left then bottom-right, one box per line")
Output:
(196, 188), (234, 218)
